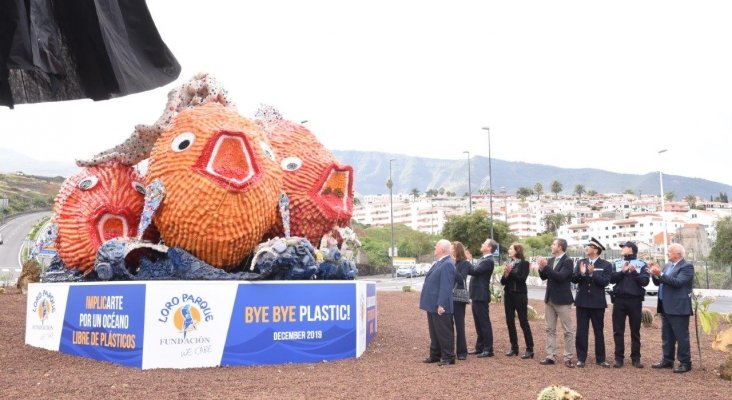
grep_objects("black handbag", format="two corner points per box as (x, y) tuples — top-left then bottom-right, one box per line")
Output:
(452, 277), (471, 303)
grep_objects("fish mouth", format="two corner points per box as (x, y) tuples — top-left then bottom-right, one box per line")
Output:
(311, 164), (353, 221)
(193, 130), (261, 191)
(91, 209), (135, 248)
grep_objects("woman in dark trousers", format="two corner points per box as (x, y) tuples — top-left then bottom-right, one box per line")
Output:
(451, 241), (471, 360)
(500, 242), (534, 359)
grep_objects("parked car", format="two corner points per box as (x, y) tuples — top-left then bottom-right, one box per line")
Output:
(396, 265), (418, 278)
(0, 233), (3, 245)
(416, 263), (431, 276)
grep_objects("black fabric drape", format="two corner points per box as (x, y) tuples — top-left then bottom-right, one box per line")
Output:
(1, 0), (181, 108)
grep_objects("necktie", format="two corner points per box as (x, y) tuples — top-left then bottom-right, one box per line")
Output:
(659, 263), (675, 300)
(552, 257), (559, 270)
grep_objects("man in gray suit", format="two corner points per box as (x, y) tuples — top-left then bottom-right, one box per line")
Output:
(649, 243), (694, 373)
(419, 239), (456, 366)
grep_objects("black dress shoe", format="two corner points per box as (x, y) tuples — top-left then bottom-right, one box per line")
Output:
(457, 355), (467, 360)
(613, 360), (623, 368)
(438, 359), (455, 366)
(576, 361), (585, 368)
(539, 357), (555, 365)
(596, 361), (611, 368)
(477, 351), (494, 358)
(423, 357), (440, 363)
(521, 351), (534, 359)
(651, 360), (674, 369)
(564, 360), (575, 368)
(469, 349), (483, 355)
(673, 364), (691, 373)
(632, 359), (644, 368)
(505, 350), (519, 357)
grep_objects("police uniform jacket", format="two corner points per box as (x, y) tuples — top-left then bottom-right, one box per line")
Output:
(609, 256), (649, 298)
(571, 257), (612, 308)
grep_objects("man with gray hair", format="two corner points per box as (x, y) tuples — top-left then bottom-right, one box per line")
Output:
(419, 239), (457, 366)
(649, 243), (694, 373)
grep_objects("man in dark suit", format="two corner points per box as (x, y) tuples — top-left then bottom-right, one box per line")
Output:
(537, 238), (575, 368)
(572, 237), (613, 368)
(419, 239), (457, 366)
(649, 243), (694, 373)
(468, 238), (497, 358)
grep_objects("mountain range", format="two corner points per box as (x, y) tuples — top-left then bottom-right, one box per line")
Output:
(2, 147), (730, 200)
(331, 150), (732, 200)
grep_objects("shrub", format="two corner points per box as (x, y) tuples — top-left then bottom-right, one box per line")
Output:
(641, 308), (654, 328)
(402, 285), (412, 292)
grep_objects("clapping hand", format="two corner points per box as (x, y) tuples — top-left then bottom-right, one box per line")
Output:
(579, 261), (586, 275)
(536, 256), (548, 270)
(622, 261), (630, 273)
(649, 263), (661, 277)
(503, 262), (512, 276)
(587, 262), (594, 274)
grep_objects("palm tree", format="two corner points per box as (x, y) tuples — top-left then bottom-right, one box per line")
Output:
(574, 184), (586, 199)
(410, 188), (420, 201)
(684, 194), (696, 209)
(542, 213), (567, 233)
(665, 191), (675, 202)
(533, 182), (544, 200)
(551, 180), (562, 199)
(587, 189), (597, 197)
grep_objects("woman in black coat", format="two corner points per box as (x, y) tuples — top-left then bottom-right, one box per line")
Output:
(451, 241), (471, 360)
(500, 242), (534, 359)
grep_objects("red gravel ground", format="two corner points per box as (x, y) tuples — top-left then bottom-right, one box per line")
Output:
(1, 287), (731, 399)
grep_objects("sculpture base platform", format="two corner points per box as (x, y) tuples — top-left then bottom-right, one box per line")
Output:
(25, 281), (377, 369)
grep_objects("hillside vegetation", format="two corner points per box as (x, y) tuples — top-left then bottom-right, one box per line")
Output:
(0, 173), (61, 217)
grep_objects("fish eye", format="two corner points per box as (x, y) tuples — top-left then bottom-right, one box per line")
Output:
(78, 176), (99, 191)
(132, 182), (146, 195)
(259, 141), (276, 161)
(281, 157), (303, 171)
(171, 131), (195, 152)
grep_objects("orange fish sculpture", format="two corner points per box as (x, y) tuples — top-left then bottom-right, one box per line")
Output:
(78, 74), (283, 270)
(257, 106), (354, 246)
(54, 162), (147, 272)
(145, 102), (282, 269)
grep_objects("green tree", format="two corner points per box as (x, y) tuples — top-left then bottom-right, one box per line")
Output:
(353, 197), (361, 206)
(542, 213), (567, 234)
(533, 182), (544, 200)
(587, 189), (598, 197)
(624, 189), (635, 195)
(551, 180), (562, 199)
(710, 216), (732, 266)
(574, 184), (586, 199)
(438, 187), (445, 196)
(410, 188), (420, 200)
(665, 191), (675, 201)
(441, 209), (517, 258)
(522, 233), (556, 258)
(446, 191), (456, 197)
(426, 188), (438, 197)
(516, 187), (533, 202)
(684, 194), (696, 209)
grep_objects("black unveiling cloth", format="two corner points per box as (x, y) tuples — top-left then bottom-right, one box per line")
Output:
(1, 0), (181, 108)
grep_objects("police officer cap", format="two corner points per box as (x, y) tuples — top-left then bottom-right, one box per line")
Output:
(586, 237), (605, 252)
(620, 241), (638, 254)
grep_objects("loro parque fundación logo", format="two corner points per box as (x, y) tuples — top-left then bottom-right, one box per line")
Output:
(158, 294), (214, 345)
(31, 290), (57, 330)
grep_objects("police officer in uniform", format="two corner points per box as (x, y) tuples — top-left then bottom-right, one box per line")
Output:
(610, 241), (649, 368)
(572, 237), (612, 368)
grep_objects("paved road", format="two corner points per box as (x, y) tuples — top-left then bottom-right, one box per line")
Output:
(0, 211), (52, 283)
(364, 274), (732, 313)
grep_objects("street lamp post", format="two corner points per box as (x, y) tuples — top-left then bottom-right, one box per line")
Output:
(388, 159), (396, 277)
(482, 127), (494, 240)
(501, 186), (508, 227)
(463, 150), (472, 213)
(658, 149), (669, 264)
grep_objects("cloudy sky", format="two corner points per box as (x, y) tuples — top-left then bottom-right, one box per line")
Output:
(2, 0), (731, 184)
